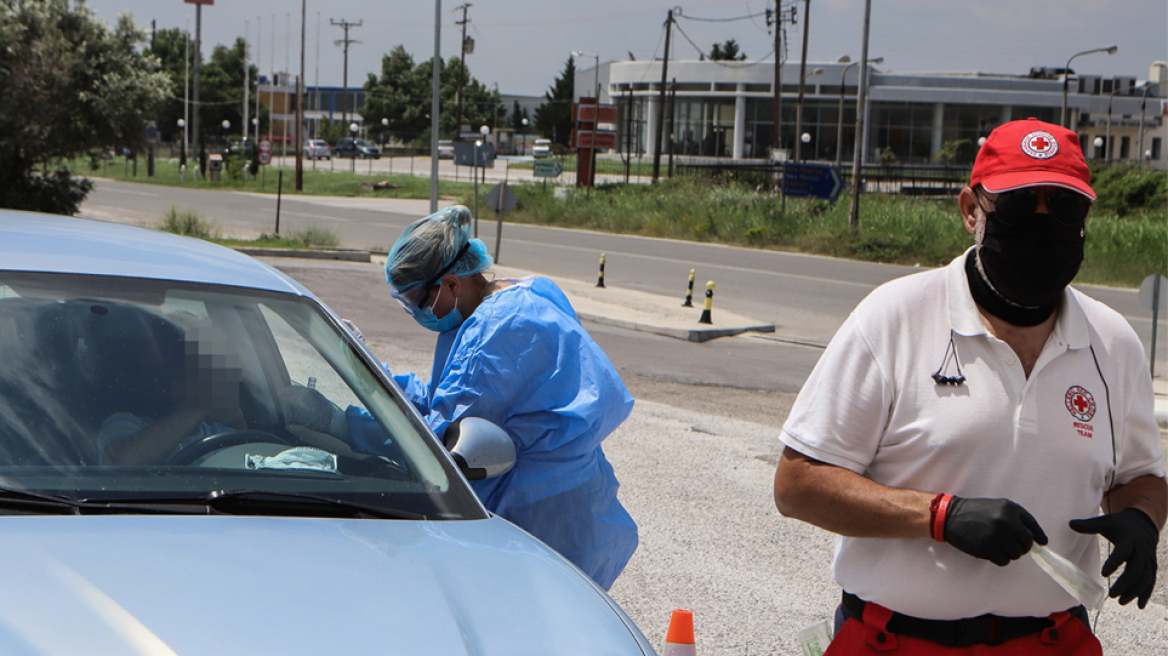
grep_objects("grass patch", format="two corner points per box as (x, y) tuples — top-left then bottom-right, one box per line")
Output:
(67, 156), (474, 199)
(497, 175), (1165, 288)
(159, 206), (220, 239)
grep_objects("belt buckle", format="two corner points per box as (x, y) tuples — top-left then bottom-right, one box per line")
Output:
(955, 614), (996, 648)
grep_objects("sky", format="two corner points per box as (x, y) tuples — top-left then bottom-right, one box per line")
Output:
(87, 0), (1168, 98)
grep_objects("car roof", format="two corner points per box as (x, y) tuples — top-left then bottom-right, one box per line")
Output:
(0, 210), (312, 296)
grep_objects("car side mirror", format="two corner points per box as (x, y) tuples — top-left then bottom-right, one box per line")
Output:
(442, 417), (516, 481)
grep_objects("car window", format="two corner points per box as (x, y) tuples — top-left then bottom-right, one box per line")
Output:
(0, 272), (481, 520)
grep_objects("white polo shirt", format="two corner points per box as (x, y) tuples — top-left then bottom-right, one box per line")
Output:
(780, 250), (1165, 620)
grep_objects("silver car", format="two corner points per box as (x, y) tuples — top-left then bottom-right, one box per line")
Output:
(303, 139), (332, 160)
(0, 210), (656, 655)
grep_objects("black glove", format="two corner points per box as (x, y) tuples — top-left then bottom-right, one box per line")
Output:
(944, 496), (1048, 567)
(1070, 508), (1160, 609)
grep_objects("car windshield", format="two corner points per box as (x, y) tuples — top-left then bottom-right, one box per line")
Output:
(356, 140), (373, 147)
(0, 272), (482, 520)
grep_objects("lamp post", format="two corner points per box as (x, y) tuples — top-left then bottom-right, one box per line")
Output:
(1061, 45), (1118, 128)
(178, 118), (187, 182)
(521, 117), (529, 155)
(222, 119), (231, 155)
(1139, 82), (1153, 167)
(349, 122), (358, 172)
(1104, 84), (1123, 163)
(473, 124), (489, 238)
(793, 67), (823, 162)
(836, 57), (882, 168)
(1093, 136), (1104, 161)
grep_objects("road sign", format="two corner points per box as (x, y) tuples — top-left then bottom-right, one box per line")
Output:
(453, 142), (496, 168)
(574, 130), (617, 149)
(782, 163), (843, 202)
(576, 104), (618, 123)
(1139, 274), (1168, 310)
(485, 183), (519, 216)
(258, 138), (272, 153)
(533, 160), (563, 178)
(258, 152), (271, 165)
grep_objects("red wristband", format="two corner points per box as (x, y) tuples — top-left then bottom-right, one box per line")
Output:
(930, 493), (953, 542)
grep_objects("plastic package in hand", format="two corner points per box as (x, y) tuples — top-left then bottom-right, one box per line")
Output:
(278, 385), (347, 438)
(1030, 544), (1107, 611)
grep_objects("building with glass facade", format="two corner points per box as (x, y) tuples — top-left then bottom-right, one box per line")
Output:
(585, 59), (1167, 170)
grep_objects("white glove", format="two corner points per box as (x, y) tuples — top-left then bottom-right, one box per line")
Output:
(278, 386), (347, 438)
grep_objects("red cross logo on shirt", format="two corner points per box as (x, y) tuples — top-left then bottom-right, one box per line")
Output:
(1065, 386), (1096, 422)
(1021, 130), (1059, 159)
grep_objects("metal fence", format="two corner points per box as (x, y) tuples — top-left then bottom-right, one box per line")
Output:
(675, 160), (973, 197)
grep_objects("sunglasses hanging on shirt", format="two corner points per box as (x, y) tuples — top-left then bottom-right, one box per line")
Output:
(931, 334), (966, 386)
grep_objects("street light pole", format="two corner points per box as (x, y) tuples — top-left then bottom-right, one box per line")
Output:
(836, 57), (881, 168)
(847, 0), (872, 228)
(793, 0), (812, 162)
(1061, 45), (1118, 128)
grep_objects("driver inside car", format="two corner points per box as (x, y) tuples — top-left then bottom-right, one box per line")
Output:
(101, 323), (246, 466)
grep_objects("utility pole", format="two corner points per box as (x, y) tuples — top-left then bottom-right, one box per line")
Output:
(192, 3), (203, 171)
(331, 19), (362, 128)
(148, 19), (156, 177)
(243, 20), (250, 150)
(454, 4), (473, 141)
(651, 8), (673, 182)
(431, 0), (442, 212)
(768, 2), (796, 160)
(848, 0), (873, 228)
(793, 0), (811, 162)
(296, 0), (306, 190)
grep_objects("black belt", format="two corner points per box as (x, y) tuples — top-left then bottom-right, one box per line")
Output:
(841, 592), (1086, 648)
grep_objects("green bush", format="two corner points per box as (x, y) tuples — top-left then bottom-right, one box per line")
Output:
(288, 224), (339, 249)
(159, 206), (219, 239)
(1089, 162), (1167, 219)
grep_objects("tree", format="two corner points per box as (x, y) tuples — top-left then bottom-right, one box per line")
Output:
(0, 0), (169, 214)
(510, 100), (530, 131)
(709, 39), (747, 62)
(534, 56), (575, 147)
(362, 46), (503, 145)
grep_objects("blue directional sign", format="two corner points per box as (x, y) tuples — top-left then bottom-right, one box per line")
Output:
(453, 141), (496, 168)
(782, 163), (843, 201)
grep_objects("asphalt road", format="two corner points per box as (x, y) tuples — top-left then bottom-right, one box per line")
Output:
(83, 180), (1168, 654)
(267, 256), (1168, 656)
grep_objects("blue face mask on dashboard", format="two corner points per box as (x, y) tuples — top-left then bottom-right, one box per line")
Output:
(413, 285), (465, 333)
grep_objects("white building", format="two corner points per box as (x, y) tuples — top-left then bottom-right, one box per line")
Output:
(579, 59), (1167, 170)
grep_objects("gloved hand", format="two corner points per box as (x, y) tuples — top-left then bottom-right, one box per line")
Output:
(278, 385), (348, 438)
(1070, 508), (1160, 609)
(341, 318), (364, 343)
(944, 496), (1048, 566)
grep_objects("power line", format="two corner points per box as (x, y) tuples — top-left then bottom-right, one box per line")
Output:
(330, 18), (362, 127)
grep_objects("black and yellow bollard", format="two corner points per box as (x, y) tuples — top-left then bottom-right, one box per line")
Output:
(596, 253), (606, 288)
(698, 281), (714, 324)
(681, 269), (695, 307)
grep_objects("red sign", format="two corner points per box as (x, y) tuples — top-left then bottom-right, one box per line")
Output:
(258, 138), (272, 153)
(576, 104), (618, 123)
(574, 130), (616, 149)
(258, 152), (272, 165)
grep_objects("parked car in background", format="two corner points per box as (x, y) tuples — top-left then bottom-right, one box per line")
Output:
(303, 139), (331, 160)
(437, 140), (455, 159)
(334, 138), (381, 159)
(0, 210), (656, 655)
(533, 138), (553, 158)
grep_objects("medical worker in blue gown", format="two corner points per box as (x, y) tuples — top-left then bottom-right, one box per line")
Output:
(381, 205), (638, 590)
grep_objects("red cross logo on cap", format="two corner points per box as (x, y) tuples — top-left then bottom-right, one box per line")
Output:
(1065, 386), (1096, 422)
(1021, 130), (1059, 160)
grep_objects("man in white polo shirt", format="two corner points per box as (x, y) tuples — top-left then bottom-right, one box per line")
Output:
(773, 118), (1165, 654)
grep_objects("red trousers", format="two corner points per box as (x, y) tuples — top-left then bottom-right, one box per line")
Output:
(823, 600), (1102, 655)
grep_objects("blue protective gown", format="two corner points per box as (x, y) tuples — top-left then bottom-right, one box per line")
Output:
(389, 277), (637, 589)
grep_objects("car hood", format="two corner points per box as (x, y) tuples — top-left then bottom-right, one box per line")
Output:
(0, 515), (653, 656)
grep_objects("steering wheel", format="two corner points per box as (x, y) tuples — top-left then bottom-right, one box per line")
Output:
(166, 429), (291, 466)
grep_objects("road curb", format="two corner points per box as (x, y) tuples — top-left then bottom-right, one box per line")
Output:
(237, 248), (371, 263)
(578, 312), (775, 343)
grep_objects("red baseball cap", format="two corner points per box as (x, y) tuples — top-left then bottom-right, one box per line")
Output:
(970, 118), (1095, 200)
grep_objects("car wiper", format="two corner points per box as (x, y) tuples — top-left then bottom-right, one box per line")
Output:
(203, 489), (427, 520)
(0, 486), (83, 514)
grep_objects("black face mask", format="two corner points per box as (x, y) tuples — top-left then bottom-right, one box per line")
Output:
(977, 210), (1085, 308)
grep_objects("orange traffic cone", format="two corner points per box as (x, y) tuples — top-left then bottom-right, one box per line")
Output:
(663, 609), (695, 656)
